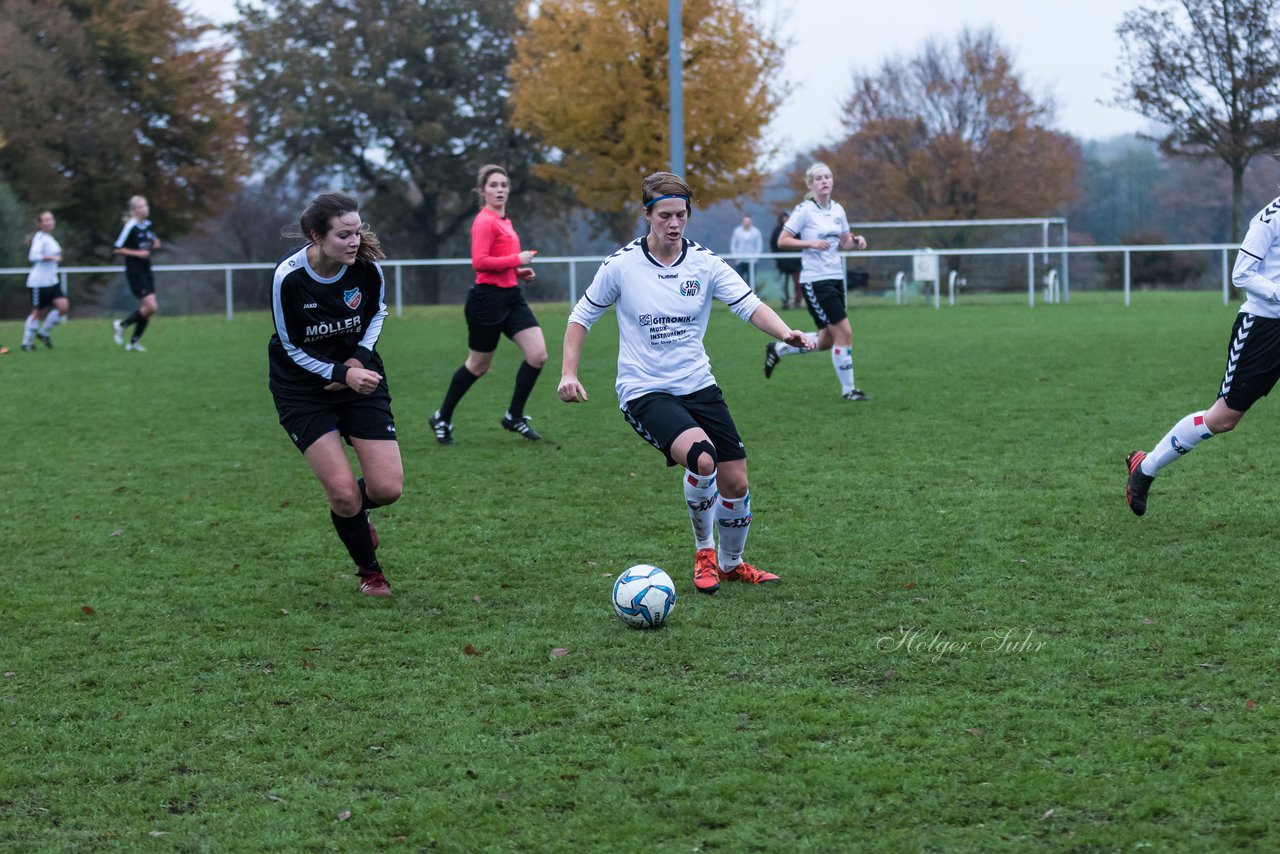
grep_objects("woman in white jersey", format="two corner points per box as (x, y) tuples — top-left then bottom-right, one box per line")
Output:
(763, 162), (869, 400)
(22, 211), (67, 351)
(1126, 195), (1280, 516)
(559, 172), (813, 595)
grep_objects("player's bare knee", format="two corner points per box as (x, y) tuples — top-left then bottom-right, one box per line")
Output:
(368, 480), (403, 506)
(527, 350), (549, 370)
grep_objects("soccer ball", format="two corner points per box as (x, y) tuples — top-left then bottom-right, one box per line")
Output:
(612, 564), (677, 629)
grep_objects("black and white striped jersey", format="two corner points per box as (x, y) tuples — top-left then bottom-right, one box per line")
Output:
(1234, 197), (1280, 319)
(268, 247), (388, 396)
(114, 218), (158, 275)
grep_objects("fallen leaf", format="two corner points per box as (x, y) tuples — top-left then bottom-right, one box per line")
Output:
(463, 645), (480, 657)
(337, 810), (352, 821)
(112, 712), (122, 721)
(1246, 699), (1258, 710)
(232, 563), (240, 570)
(1015, 558), (1028, 564)
(964, 727), (984, 737)
(883, 669), (898, 680)
(1040, 808), (1055, 821)
(2, 673), (14, 679)
(550, 647), (570, 658)
(81, 606), (97, 616)
(1141, 618), (1157, 624)
(149, 831), (168, 837)
(303, 647), (322, 652)
(109, 529), (123, 537)
(472, 595), (482, 603)
(115, 486), (128, 494)
(280, 501), (290, 508)
(902, 580), (917, 590)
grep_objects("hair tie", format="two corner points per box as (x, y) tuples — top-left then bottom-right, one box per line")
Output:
(644, 194), (690, 209)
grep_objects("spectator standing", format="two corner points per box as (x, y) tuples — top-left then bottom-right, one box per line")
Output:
(729, 215), (763, 291)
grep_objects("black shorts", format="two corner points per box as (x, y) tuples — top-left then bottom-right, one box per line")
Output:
(801, 279), (847, 329)
(30, 284), (65, 310)
(465, 284), (539, 352)
(273, 386), (397, 453)
(621, 385), (746, 468)
(1218, 313), (1280, 411)
(127, 269), (155, 300)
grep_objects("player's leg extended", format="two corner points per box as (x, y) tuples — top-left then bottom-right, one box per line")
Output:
(670, 427), (722, 594)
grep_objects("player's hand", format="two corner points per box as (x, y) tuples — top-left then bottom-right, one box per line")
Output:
(325, 357), (364, 391)
(783, 329), (815, 350)
(518, 249), (537, 265)
(812, 239), (830, 250)
(844, 234), (867, 251)
(516, 266), (536, 281)
(558, 376), (587, 403)
(345, 366), (383, 395)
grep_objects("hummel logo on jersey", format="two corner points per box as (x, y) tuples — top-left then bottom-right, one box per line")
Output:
(1261, 197), (1280, 223)
(680, 280), (701, 296)
(658, 273), (678, 280)
(343, 288), (362, 310)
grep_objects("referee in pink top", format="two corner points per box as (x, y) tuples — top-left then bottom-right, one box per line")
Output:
(429, 164), (546, 444)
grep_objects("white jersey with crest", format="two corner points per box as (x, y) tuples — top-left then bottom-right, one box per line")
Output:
(783, 198), (850, 283)
(1233, 196), (1280, 319)
(569, 237), (763, 405)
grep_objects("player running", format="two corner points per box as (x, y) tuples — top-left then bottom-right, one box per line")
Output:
(22, 211), (66, 351)
(558, 171), (813, 594)
(112, 195), (161, 352)
(1126, 194), (1280, 516)
(763, 162), (870, 400)
(269, 193), (403, 596)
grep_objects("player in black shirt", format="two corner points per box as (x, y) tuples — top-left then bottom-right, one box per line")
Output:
(269, 193), (403, 597)
(112, 195), (161, 351)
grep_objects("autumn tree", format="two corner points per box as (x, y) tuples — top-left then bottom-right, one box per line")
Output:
(1113, 0), (1280, 241)
(819, 28), (1078, 240)
(233, 0), (551, 268)
(508, 0), (784, 241)
(0, 0), (245, 257)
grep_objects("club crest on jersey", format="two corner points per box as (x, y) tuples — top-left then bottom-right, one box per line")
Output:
(343, 288), (362, 310)
(680, 279), (701, 296)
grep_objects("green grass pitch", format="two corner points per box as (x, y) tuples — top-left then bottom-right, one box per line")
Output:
(2, 292), (1279, 850)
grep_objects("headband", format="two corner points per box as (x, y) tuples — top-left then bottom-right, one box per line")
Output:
(644, 194), (690, 209)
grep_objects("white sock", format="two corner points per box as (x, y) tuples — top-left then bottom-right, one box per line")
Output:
(22, 316), (38, 345)
(776, 333), (818, 357)
(1143, 411), (1214, 475)
(716, 491), (752, 569)
(39, 309), (61, 334)
(683, 469), (718, 550)
(832, 346), (855, 393)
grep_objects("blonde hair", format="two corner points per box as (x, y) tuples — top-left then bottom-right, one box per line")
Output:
(803, 162), (833, 202)
(475, 164), (509, 208)
(125, 195), (148, 221)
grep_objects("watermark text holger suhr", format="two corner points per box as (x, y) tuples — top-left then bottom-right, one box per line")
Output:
(876, 627), (1047, 663)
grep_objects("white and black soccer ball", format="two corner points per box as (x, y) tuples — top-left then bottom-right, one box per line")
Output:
(612, 564), (677, 629)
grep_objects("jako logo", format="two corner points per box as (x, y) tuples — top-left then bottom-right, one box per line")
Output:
(343, 288), (362, 310)
(680, 280), (701, 296)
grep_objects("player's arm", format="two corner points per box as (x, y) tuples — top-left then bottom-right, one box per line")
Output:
(558, 321), (590, 403)
(748, 303), (814, 350)
(839, 231), (867, 251)
(1232, 216), (1280, 302)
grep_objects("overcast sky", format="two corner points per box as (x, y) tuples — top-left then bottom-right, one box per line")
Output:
(185, 0), (1155, 161)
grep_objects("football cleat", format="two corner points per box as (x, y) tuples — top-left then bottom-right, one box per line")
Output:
(764, 342), (780, 378)
(112, 319), (125, 345)
(429, 413), (454, 445)
(37, 333), (53, 349)
(842, 388), (870, 401)
(501, 413), (541, 441)
(1125, 450), (1154, 517)
(357, 570), (392, 597)
(720, 562), (781, 585)
(21, 343), (35, 352)
(694, 548), (721, 595)
(125, 341), (146, 352)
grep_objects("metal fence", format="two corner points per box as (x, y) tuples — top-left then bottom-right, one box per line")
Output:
(0, 241), (1245, 319)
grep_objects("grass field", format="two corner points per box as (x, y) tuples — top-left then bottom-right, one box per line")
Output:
(3, 292), (1279, 851)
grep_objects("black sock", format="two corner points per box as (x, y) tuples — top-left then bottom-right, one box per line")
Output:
(438, 364), (481, 422)
(357, 477), (383, 513)
(507, 361), (543, 420)
(121, 310), (142, 329)
(132, 316), (149, 342)
(331, 509), (378, 570)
